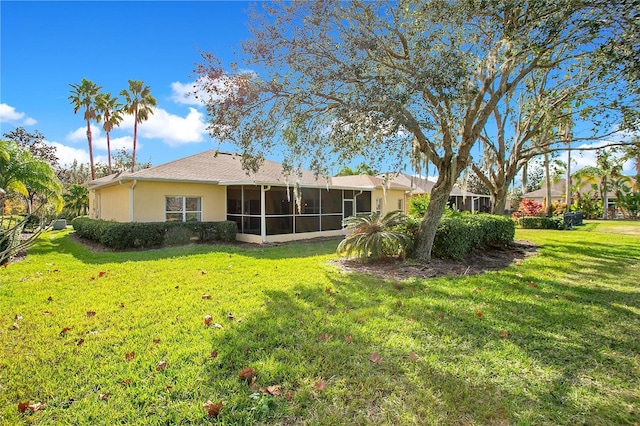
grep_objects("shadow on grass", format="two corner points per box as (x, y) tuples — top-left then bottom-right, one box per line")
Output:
(27, 231), (341, 265)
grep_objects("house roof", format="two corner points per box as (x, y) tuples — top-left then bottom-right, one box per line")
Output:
(88, 151), (330, 189)
(329, 174), (410, 190)
(382, 172), (490, 198)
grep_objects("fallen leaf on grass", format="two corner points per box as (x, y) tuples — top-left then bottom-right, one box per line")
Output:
(325, 287), (337, 296)
(153, 338), (160, 344)
(475, 312), (484, 318)
(156, 360), (168, 371)
(345, 335), (353, 344)
(527, 281), (539, 288)
(60, 327), (71, 335)
(77, 338), (85, 346)
(500, 332), (509, 339)
(98, 393), (109, 400)
(120, 379), (131, 386)
(12, 323), (19, 330)
(47, 296), (53, 302)
(203, 400), (223, 417)
(238, 367), (256, 382)
(86, 311), (96, 317)
(204, 315), (213, 325)
(242, 345), (249, 356)
(210, 350), (218, 359)
(318, 333), (329, 342)
(212, 323), (223, 329)
(314, 379), (327, 391)
(125, 351), (135, 361)
(285, 391), (293, 401)
(119, 303), (125, 308)
(260, 385), (281, 396)
(227, 313), (235, 320)
(408, 352), (420, 361)
(18, 402), (45, 413)
(369, 352), (382, 364)
(43, 311), (50, 315)
(15, 314), (22, 321)
(437, 312), (444, 319)
(202, 294), (211, 300)
(98, 271), (106, 278)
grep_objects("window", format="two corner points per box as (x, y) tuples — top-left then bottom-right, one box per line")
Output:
(398, 199), (403, 211)
(165, 196), (202, 222)
(375, 198), (382, 213)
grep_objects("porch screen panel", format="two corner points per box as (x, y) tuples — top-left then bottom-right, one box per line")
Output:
(356, 191), (372, 213)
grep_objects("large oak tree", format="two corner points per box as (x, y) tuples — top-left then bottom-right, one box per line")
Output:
(196, 0), (634, 259)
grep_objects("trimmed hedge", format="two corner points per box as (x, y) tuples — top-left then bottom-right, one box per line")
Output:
(431, 214), (515, 259)
(72, 217), (237, 250)
(517, 216), (564, 230)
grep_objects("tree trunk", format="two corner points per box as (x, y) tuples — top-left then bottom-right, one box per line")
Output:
(413, 168), (456, 260)
(86, 111), (95, 181)
(131, 108), (138, 173)
(602, 177), (608, 219)
(522, 162), (528, 193)
(544, 152), (553, 217)
(106, 111), (112, 175)
(491, 187), (508, 215)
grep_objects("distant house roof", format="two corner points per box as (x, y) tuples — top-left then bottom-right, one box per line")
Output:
(88, 151), (330, 189)
(382, 172), (489, 197)
(330, 174), (410, 190)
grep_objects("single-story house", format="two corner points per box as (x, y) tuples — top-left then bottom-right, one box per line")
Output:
(87, 151), (411, 244)
(383, 172), (492, 213)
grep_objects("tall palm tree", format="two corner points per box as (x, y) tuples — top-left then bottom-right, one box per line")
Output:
(69, 78), (102, 180)
(95, 93), (123, 175)
(120, 80), (156, 172)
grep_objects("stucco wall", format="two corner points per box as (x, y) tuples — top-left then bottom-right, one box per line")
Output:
(93, 184), (131, 222)
(92, 181), (226, 223)
(372, 188), (406, 215)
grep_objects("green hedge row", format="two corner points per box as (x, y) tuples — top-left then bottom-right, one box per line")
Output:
(431, 214), (516, 259)
(517, 216), (564, 230)
(72, 217), (237, 250)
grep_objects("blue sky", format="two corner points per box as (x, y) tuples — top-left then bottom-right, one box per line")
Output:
(0, 1), (635, 178)
(1, 1), (256, 168)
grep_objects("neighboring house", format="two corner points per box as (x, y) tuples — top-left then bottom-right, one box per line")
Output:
(522, 176), (638, 211)
(383, 172), (492, 213)
(87, 151), (410, 244)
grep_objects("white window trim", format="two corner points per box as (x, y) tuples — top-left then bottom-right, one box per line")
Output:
(165, 196), (202, 222)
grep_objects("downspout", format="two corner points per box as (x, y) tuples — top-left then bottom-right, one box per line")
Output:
(352, 190), (363, 216)
(261, 185), (271, 243)
(130, 179), (137, 222)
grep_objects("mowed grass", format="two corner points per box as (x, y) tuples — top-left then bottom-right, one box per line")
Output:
(1, 222), (639, 425)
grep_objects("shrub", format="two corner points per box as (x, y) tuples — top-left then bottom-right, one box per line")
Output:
(431, 214), (515, 259)
(517, 216), (564, 230)
(512, 198), (543, 219)
(408, 194), (430, 217)
(72, 218), (237, 249)
(338, 210), (411, 261)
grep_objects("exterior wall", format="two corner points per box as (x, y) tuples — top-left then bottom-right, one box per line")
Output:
(92, 184), (131, 222)
(132, 181), (226, 222)
(92, 181), (226, 223)
(372, 188), (406, 214)
(236, 229), (345, 244)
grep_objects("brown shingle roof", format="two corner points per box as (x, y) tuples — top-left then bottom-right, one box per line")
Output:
(330, 174), (410, 190)
(89, 151), (329, 188)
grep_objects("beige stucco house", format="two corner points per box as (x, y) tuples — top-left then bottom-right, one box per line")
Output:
(87, 151), (411, 244)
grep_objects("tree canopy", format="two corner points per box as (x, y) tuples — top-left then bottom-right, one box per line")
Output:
(196, 0), (638, 259)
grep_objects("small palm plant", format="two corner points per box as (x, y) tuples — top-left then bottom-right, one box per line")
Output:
(337, 210), (411, 262)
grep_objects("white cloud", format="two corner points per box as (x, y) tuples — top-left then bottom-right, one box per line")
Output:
(65, 125), (134, 154)
(0, 103), (37, 125)
(45, 140), (90, 167)
(170, 81), (201, 106)
(120, 107), (207, 147)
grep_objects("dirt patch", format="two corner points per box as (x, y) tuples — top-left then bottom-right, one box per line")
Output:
(331, 240), (538, 281)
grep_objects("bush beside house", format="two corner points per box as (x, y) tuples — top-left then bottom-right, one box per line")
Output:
(72, 217), (237, 249)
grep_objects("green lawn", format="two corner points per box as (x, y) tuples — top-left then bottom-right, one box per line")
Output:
(1, 221), (639, 425)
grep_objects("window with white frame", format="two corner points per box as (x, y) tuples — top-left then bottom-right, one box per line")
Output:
(398, 199), (403, 211)
(375, 198), (382, 213)
(165, 196), (202, 222)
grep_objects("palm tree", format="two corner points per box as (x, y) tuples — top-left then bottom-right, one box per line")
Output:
(63, 184), (89, 217)
(0, 140), (62, 214)
(95, 93), (123, 175)
(120, 80), (156, 172)
(69, 78), (102, 180)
